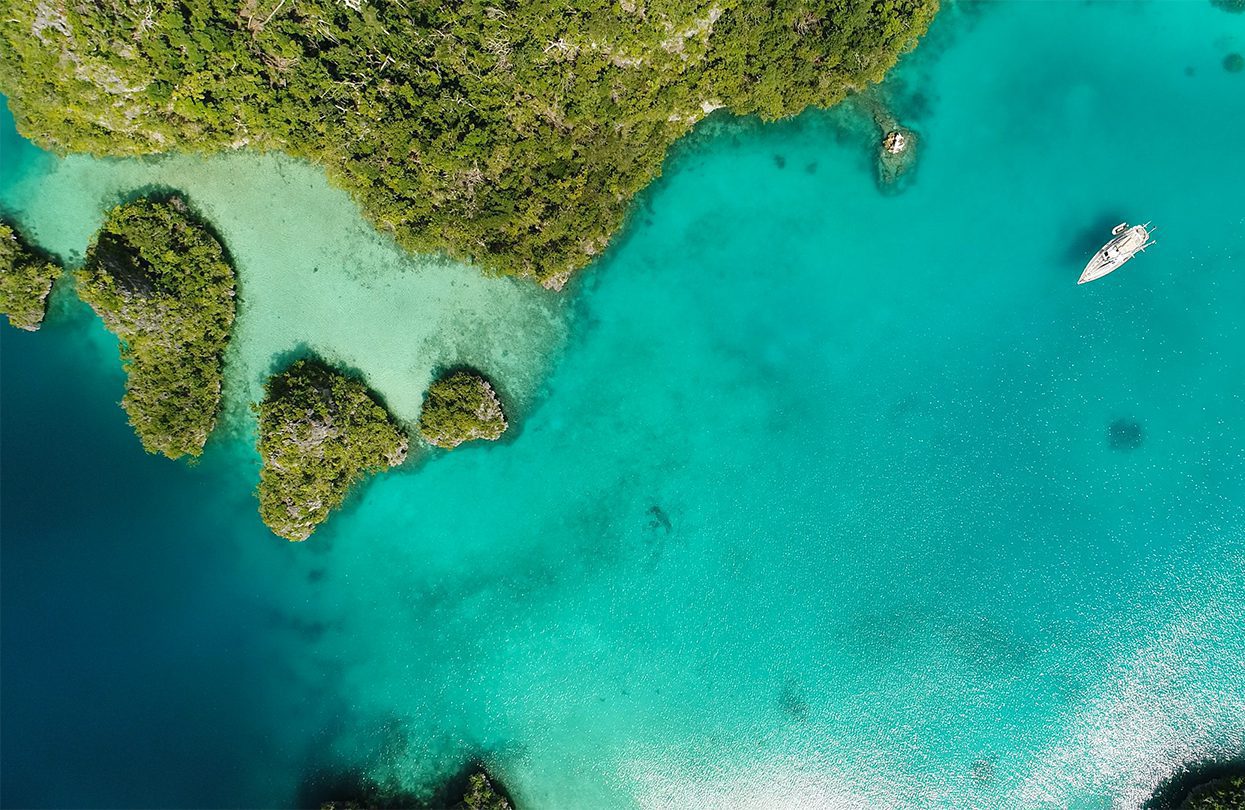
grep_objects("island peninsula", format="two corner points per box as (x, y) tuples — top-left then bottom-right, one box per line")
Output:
(0, 0), (937, 287)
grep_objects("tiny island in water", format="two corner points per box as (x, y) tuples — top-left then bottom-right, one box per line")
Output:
(2, 0), (1244, 807)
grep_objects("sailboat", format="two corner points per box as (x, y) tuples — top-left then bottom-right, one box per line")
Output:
(1079, 222), (1155, 284)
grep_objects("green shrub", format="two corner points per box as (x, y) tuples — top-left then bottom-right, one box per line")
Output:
(462, 771), (512, 810)
(256, 360), (408, 541)
(1182, 776), (1245, 810)
(76, 196), (235, 459)
(0, 220), (61, 331)
(0, 0), (938, 285)
(315, 768), (513, 810)
(418, 370), (507, 450)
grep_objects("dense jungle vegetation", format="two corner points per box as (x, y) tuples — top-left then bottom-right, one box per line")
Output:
(256, 359), (408, 541)
(0, 0), (936, 285)
(319, 768), (512, 810)
(0, 219), (61, 331)
(76, 196), (235, 459)
(1180, 776), (1245, 810)
(461, 772), (513, 810)
(418, 369), (507, 449)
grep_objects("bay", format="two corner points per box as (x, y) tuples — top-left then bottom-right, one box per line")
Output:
(2, 2), (1243, 808)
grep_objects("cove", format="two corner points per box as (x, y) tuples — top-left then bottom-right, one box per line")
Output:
(3, 2), (1245, 809)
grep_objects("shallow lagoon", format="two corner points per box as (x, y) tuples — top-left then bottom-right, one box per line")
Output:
(2, 2), (1244, 808)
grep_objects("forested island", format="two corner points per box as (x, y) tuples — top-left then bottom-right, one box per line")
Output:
(0, 0), (937, 286)
(0, 219), (61, 331)
(77, 196), (236, 459)
(256, 360), (408, 541)
(419, 370), (508, 450)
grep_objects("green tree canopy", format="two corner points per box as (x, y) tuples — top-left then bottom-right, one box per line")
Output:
(419, 369), (508, 449)
(0, 219), (61, 331)
(1182, 776), (1245, 810)
(0, 0), (937, 285)
(256, 359), (408, 541)
(76, 196), (236, 459)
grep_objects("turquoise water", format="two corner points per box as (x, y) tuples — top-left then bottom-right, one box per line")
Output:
(3, 2), (1244, 808)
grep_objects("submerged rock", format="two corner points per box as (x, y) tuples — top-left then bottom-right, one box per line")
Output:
(854, 92), (920, 193)
(418, 370), (508, 450)
(1109, 418), (1144, 451)
(256, 360), (408, 541)
(0, 219), (61, 331)
(646, 505), (672, 533)
(878, 126), (918, 187)
(1224, 53), (1244, 73)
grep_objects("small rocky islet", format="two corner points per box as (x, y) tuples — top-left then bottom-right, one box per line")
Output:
(256, 365), (510, 541)
(1180, 775), (1245, 809)
(0, 218), (62, 331)
(417, 370), (509, 451)
(255, 359), (409, 542)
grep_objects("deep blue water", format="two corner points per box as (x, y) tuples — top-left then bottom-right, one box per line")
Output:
(3, 3), (1245, 809)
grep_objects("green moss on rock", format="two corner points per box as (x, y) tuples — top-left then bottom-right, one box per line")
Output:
(418, 371), (507, 450)
(0, 0), (937, 286)
(76, 196), (235, 459)
(256, 360), (408, 541)
(0, 220), (61, 331)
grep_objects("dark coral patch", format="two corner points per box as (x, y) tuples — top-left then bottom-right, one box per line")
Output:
(1109, 418), (1144, 451)
(971, 758), (996, 783)
(1224, 53), (1244, 73)
(778, 680), (810, 721)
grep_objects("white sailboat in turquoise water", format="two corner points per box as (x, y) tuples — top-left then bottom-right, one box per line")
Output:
(1079, 221), (1156, 284)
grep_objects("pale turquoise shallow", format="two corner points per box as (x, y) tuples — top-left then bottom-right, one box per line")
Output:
(1, 3), (1243, 809)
